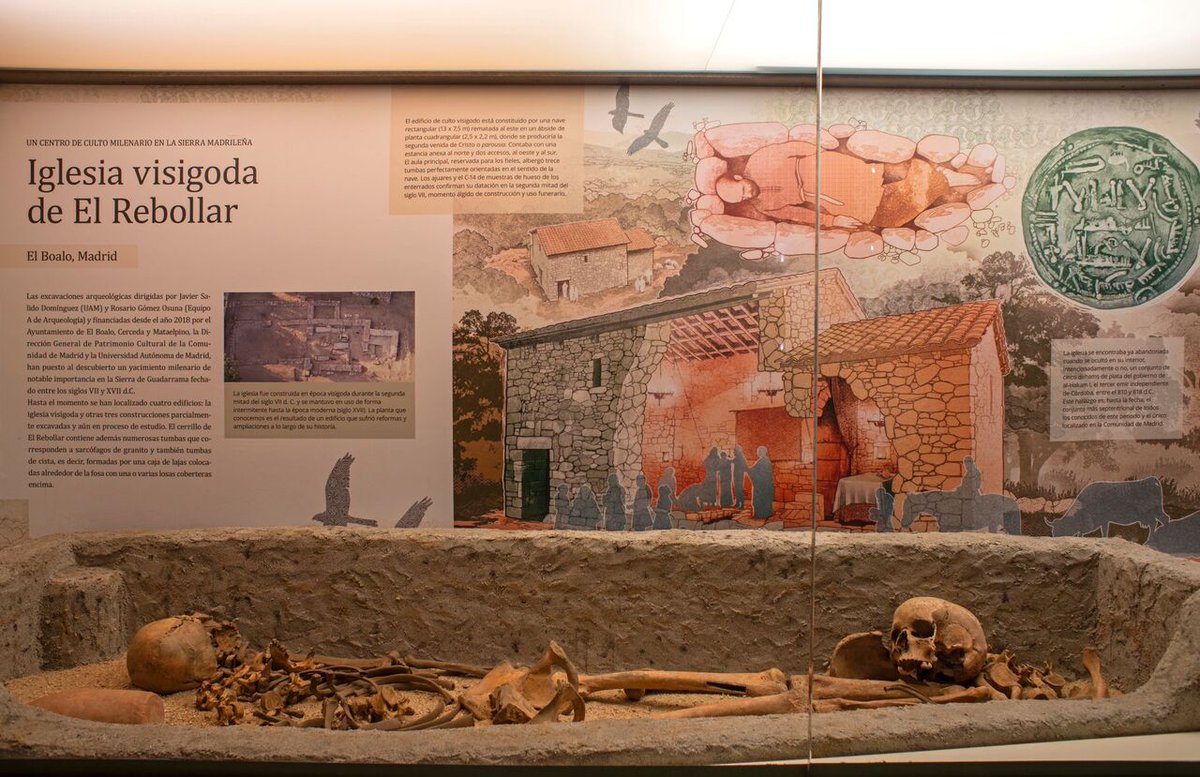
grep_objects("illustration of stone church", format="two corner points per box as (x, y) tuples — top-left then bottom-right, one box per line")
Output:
(528, 217), (656, 301)
(495, 268), (1008, 524)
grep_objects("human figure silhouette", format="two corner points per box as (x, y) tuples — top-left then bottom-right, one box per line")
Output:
(747, 446), (775, 519)
(603, 472), (627, 531)
(631, 474), (654, 531)
(719, 450), (734, 508)
(653, 484), (675, 529)
(870, 487), (895, 533)
(676, 482), (704, 512)
(958, 456), (982, 497)
(658, 466), (677, 503)
(956, 456), (983, 528)
(568, 484), (600, 530)
(554, 484), (572, 529)
(701, 447), (721, 507)
(732, 445), (749, 509)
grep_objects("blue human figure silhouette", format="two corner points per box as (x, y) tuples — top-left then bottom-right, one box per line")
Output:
(719, 451), (735, 508)
(554, 484), (571, 529)
(732, 445), (749, 509)
(747, 446), (774, 519)
(701, 447), (721, 506)
(653, 484), (675, 529)
(631, 474), (654, 531)
(870, 487), (895, 533)
(568, 484), (600, 530)
(658, 467), (677, 503)
(603, 472), (627, 531)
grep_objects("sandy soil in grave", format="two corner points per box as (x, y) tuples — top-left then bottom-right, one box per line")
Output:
(5, 654), (725, 727)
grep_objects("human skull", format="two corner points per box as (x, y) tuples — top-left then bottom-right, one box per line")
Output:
(888, 596), (988, 684)
(126, 614), (222, 693)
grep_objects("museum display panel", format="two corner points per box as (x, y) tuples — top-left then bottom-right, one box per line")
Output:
(1, 37), (1199, 768)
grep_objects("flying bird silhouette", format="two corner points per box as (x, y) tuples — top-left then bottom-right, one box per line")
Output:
(627, 101), (674, 155)
(609, 84), (643, 134)
(395, 496), (433, 528)
(312, 453), (378, 527)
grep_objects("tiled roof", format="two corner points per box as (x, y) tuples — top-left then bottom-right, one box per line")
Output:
(783, 300), (1008, 373)
(497, 268), (852, 349)
(624, 227), (656, 252)
(533, 218), (629, 256)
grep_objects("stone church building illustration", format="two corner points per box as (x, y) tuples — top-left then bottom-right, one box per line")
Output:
(529, 218), (656, 301)
(495, 268), (1008, 525)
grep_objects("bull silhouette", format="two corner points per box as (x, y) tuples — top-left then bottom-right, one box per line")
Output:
(1146, 511), (1200, 554)
(1047, 477), (1168, 538)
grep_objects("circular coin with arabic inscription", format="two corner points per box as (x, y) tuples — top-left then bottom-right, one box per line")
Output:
(1022, 126), (1200, 309)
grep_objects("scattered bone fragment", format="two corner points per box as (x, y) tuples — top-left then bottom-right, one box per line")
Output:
(530, 679), (586, 724)
(462, 641), (584, 725)
(653, 688), (808, 720)
(983, 659), (1023, 699)
(29, 688), (165, 725)
(810, 674), (970, 702)
(972, 674), (1008, 701)
(653, 680), (993, 720)
(578, 668), (788, 698)
(828, 631), (899, 681)
(492, 684), (539, 724)
(402, 656), (491, 678)
(1082, 647), (1109, 700)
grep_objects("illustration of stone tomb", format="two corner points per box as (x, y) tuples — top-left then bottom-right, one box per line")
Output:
(496, 268), (1007, 528)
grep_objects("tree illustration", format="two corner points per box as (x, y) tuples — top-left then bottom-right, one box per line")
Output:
(961, 251), (1099, 485)
(453, 309), (520, 519)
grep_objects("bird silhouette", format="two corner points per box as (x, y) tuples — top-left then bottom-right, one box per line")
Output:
(609, 84), (643, 134)
(312, 453), (378, 527)
(627, 101), (674, 155)
(395, 496), (433, 528)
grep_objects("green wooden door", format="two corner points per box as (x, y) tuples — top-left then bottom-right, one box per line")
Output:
(520, 449), (550, 520)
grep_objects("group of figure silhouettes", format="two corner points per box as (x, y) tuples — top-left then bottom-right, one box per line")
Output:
(552, 445), (774, 531)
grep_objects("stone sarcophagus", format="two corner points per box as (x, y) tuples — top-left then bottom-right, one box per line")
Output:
(2, 529), (1199, 766)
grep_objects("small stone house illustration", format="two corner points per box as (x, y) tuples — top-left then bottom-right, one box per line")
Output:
(495, 268), (1008, 525)
(529, 218), (656, 301)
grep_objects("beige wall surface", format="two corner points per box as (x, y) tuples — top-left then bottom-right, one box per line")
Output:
(0, 86), (454, 534)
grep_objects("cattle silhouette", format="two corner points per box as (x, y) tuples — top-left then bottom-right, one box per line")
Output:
(1047, 477), (1168, 538)
(1146, 511), (1200, 554)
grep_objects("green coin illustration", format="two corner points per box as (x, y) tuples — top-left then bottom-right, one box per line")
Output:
(1022, 126), (1200, 309)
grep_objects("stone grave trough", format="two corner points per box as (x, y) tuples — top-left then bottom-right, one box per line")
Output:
(1, 528), (1198, 765)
